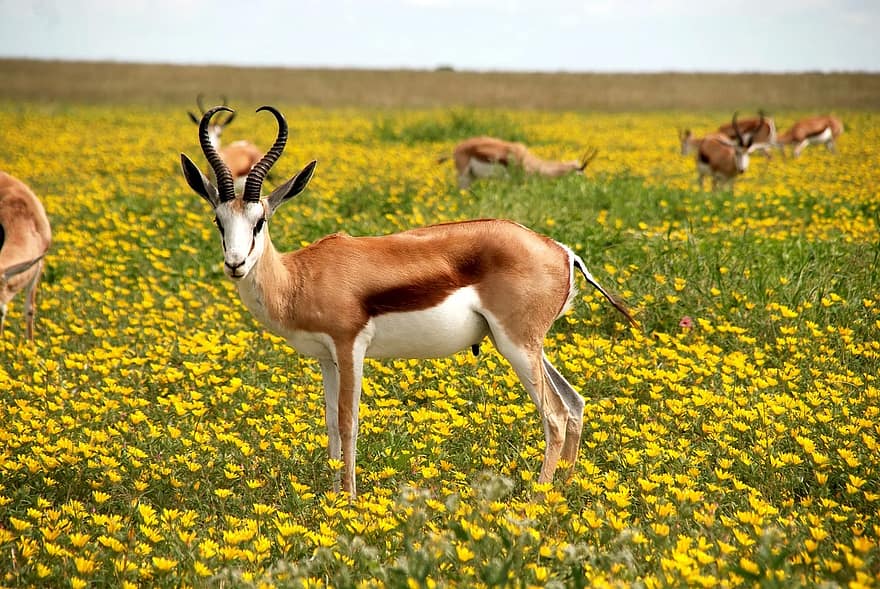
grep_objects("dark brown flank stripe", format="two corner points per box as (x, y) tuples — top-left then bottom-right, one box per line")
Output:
(364, 252), (486, 317)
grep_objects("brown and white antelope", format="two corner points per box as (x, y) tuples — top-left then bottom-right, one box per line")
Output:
(439, 136), (598, 190)
(775, 115), (844, 157)
(717, 111), (777, 157)
(0, 171), (52, 341)
(181, 106), (636, 499)
(691, 113), (761, 191)
(188, 94), (262, 192)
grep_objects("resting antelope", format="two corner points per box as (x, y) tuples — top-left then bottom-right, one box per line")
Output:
(717, 111), (777, 157)
(188, 94), (262, 192)
(181, 106), (636, 498)
(692, 113), (760, 192)
(439, 136), (598, 190)
(0, 171), (52, 341)
(775, 115), (844, 157)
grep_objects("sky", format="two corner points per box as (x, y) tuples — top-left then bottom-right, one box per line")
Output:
(1, 0), (877, 73)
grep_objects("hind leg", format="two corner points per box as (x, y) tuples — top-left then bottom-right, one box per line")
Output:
(24, 262), (43, 342)
(487, 324), (570, 484)
(543, 355), (585, 474)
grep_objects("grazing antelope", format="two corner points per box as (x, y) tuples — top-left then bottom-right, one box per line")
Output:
(717, 111), (777, 157)
(775, 115), (844, 157)
(692, 113), (760, 192)
(439, 136), (598, 190)
(0, 171), (51, 342)
(188, 94), (262, 192)
(181, 106), (636, 499)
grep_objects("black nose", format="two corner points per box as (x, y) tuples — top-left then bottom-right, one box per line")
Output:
(225, 260), (245, 271)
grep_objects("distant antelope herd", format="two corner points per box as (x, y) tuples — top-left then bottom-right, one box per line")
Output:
(679, 111), (843, 191)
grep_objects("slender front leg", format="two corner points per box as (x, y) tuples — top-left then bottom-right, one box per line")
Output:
(319, 357), (342, 491)
(335, 338), (367, 499)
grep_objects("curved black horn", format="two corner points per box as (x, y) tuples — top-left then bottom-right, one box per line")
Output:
(243, 106), (288, 202)
(199, 106), (236, 202)
(196, 93), (207, 114)
(732, 111), (745, 146)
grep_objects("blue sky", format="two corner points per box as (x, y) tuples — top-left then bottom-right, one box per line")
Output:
(1, 0), (877, 72)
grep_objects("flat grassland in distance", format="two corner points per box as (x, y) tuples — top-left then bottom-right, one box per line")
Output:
(1, 58), (879, 109)
(0, 60), (879, 587)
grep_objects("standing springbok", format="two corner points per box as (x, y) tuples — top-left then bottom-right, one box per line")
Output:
(181, 106), (636, 498)
(439, 136), (598, 190)
(0, 171), (51, 341)
(692, 113), (760, 192)
(775, 115), (844, 157)
(717, 111), (777, 157)
(188, 94), (262, 192)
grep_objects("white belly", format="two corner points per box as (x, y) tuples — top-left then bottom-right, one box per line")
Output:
(364, 287), (489, 358)
(469, 158), (508, 179)
(808, 127), (833, 145)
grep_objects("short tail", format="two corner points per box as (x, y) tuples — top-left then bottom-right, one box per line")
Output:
(436, 154), (452, 164)
(573, 255), (638, 328)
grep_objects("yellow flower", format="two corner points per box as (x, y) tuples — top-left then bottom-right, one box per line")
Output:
(152, 556), (178, 572)
(455, 544), (475, 562)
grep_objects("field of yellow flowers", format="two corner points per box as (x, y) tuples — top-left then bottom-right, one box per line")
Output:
(1, 103), (878, 587)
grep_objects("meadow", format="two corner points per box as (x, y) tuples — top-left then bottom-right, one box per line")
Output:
(1, 64), (879, 587)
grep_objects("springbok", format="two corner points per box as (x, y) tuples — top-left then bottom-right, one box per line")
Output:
(188, 94), (262, 192)
(181, 106), (636, 499)
(0, 171), (52, 341)
(775, 115), (844, 157)
(692, 113), (760, 192)
(439, 136), (598, 190)
(717, 111), (777, 157)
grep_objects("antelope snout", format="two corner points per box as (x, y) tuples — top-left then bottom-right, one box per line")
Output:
(224, 255), (247, 279)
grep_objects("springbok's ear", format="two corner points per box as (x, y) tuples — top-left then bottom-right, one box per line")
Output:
(187, 111), (199, 125)
(267, 160), (317, 214)
(180, 153), (219, 207)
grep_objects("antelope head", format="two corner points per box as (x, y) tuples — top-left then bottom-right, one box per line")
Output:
(187, 94), (236, 149)
(181, 106), (316, 281)
(731, 111), (760, 174)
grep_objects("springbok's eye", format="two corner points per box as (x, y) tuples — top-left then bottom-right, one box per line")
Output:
(214, 216), (224, 234)
(253, 218), (265, 236)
